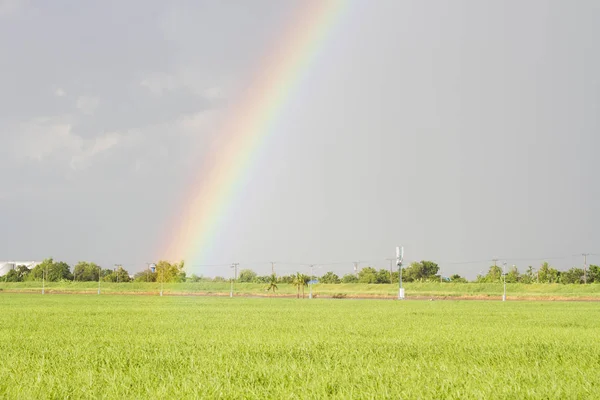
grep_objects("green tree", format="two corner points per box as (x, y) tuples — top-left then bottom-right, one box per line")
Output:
(114, 267), (130, 282)
(98, 268), (113, 281)
(101, 270), (115, 282)
(101, 267), (130, 283)
(52, 261), (72, 281)
(538, 262), (559, 283)
(187, 274), (203, 283)
(341, 274), (358, 283)
(277, 275), (295, 284)
(4, 269), (19, 282)
(358, 267), (377, 284)
(292, 273), (303, 298)
(375, 269), (391, 284)
(588, 265), (600, 283)
(291, 273), (310, 298)
(422, 261), (440, 278)
(404, 261), (439, 282)
(238, 269), (257, 283)
(155, 260), (186, 283)
(266, 274), (278, 294)
(520, 266), (535, 284)
(449, 274), (468, 283)
(16, 265), (31, 281)
(134, 270), (157, 282)
(31, 259), (72, 282)
(301, 274), (310, 298)
(73, 262), (101, 282)
(484, 265), (503, 283)
(505, 266), (520, 283)
(4, 265), (31, 282)
(253, 275), (271, 284)
(320, 271), (340, 284)
(560, 268), (584, 284)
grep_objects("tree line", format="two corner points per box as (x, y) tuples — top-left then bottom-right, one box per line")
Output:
(215, 261), (600, 285)
(4, 259), (599, 285)
(474, 262), (600, 284)
(2, 259), (185, 283)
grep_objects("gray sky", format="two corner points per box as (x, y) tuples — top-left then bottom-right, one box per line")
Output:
(1, 0), (599, 278)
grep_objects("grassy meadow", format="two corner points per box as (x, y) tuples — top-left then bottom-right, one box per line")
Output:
(2, 280), (600, 299)
(1, 294), (599, 399)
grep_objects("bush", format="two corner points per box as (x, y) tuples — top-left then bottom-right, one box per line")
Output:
(278, 275), (295, 284)
(341, 274), (358, 283)
(320, 272), (341, 284)
(187, 274), (204, 283)
(253, 276), (270, 284)
(134, 271), (157, 282)
(358, 267), (377, 284)
(239, 269), (257, 283)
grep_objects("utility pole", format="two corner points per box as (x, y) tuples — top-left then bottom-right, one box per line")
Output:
(386, 259), (395, 283)
(230, 263), (239, 297)
(159, 263), (165, 297)
(114, 264), (121, 284)
(309, 265), (314, 299)
(160, 267), (163, 297)
(502, 262), (507, 302)
(353, 261), (360, 278)
(583, 253), (589, 284)
(42, 267), (45, 295)
(397, 246), (404, 300)
(97, 265), (101, 295)
(232, 263), (239, 281)
(271, 261), (276, 275)
(398, 263), (403, 299)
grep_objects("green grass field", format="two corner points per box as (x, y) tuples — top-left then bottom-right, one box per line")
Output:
(1, 294), (599, 399)
(3, 281), (600, 299)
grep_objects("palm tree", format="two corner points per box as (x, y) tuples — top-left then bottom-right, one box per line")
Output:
(292, 273), (302, 299)
(300, 273), (310, 299)
(266, 274), (278, 295)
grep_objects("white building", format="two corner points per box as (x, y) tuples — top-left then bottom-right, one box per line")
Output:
(0, 261), (41, 276)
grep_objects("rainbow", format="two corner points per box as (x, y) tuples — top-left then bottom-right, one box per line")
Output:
(162, 1), (348, 266)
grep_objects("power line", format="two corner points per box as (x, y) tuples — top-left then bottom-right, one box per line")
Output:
(439, 259), (496, 265)
(502, 255), (578, 262)
(99, 252), (600, 278)
(182, 255), (588, 269)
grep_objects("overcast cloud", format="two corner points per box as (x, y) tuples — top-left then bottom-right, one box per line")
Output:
(1, 0), (599, 278)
